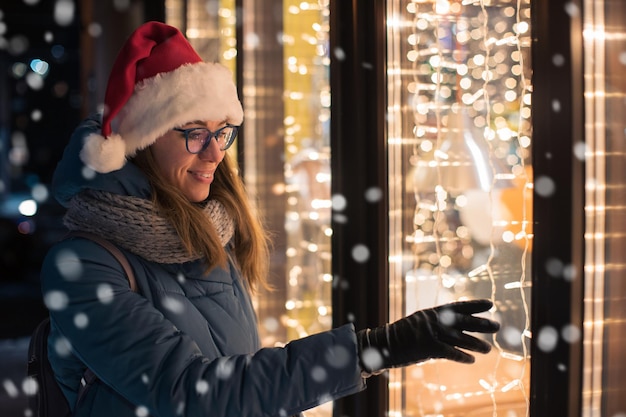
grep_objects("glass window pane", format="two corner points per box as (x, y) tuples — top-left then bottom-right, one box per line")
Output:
(387, 1), (532, 415)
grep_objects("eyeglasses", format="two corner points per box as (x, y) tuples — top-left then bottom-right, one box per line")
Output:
(173, 125), (239, 153)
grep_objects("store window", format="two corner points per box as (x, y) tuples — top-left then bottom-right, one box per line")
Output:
(387, 1), (532, 415)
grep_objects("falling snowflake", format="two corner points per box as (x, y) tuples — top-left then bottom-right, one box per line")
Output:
(360, 347), (383, 372)
(324, 344), (350, 369)
(55, 249), (83, 280)
(310, 365), (327, 383)
(195, 379), (209, 395)
(53, 0), (75, 26)
(536, 326), (558, 353)
(44, 290), (69, 311)
(351, 244), (369, 263)
(73, 312), (89, 329)
(162, 296), (185, 314)
(135, 405), (149, 417)
(96, 283), (114, 304)
(215, 358), (235, 380)
(54, 336), (72, 357)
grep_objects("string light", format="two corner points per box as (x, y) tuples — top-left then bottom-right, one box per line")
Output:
(581, 0), (610, 414)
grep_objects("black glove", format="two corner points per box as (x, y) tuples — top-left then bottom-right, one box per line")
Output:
(356, 299), (500, 373)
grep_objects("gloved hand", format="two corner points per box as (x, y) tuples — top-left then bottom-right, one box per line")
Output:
(357, 299), (500, 374)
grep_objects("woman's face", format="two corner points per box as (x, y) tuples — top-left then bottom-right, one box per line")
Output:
(150, 120), (227, 203)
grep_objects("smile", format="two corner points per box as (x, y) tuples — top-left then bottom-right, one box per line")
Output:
(189, 170), (215, 183)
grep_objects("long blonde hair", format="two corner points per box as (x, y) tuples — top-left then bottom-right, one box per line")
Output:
(132, 148), (271, 292)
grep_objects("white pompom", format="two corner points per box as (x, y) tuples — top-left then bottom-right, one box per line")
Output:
(80, 132), (127, 173)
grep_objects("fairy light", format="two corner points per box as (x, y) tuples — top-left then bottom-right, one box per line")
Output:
(582, 0), (607, 415)
(387, 0), (532, 415)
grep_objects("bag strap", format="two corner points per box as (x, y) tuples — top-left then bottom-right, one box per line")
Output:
(63, 231), (138, 408)
(65, 231), (137, 292)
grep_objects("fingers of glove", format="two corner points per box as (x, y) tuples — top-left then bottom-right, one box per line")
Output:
(439, 330), (494, 354)
(445, 314), (500, 333)
(400, 309), (494, 345)
(387, 343), (475, 367)
(436, 299), (494, 315)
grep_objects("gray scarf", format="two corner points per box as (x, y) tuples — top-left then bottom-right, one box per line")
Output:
(63, 190), (234, 264)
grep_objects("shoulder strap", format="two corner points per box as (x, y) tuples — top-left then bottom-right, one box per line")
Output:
(65, 231), (137, 292)
(62, 231), (138, 408)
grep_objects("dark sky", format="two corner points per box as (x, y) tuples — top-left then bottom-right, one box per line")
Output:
(1, 0), (82, 188)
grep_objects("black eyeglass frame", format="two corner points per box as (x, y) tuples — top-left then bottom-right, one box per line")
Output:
(173, 125), (240, 153)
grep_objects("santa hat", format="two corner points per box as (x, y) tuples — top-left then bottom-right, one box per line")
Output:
(80, 21), (244, 173)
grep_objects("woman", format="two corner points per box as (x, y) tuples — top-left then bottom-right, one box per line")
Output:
(41, 21), (500, 417)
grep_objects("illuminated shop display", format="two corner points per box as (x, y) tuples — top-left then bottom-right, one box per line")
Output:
(386, 1), (532, 415)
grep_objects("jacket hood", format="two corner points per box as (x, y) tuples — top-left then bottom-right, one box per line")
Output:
(52, 114), (152, 207)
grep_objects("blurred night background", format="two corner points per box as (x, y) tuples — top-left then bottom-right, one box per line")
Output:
(0, 1), (165, 414)
(1, 0), (80, 340)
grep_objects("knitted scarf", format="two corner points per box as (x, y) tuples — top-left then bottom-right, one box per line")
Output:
(63, 190), (235, 264)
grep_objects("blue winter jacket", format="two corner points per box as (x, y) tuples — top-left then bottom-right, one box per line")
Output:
(41, 116), (366, 417)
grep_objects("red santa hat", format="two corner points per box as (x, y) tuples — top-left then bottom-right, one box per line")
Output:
(80, 21), (244, 173)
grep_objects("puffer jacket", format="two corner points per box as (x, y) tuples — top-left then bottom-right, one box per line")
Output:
(41, 116), (365, 417)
